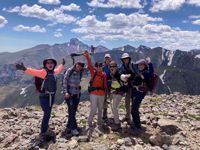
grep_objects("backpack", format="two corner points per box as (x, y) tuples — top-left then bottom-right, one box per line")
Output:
(146, 73), (159, 92)
(88, 71), (105, 93)
(62, 68), (83, 93)
(35, 69), (57, 93)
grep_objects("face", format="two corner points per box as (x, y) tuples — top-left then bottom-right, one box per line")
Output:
(105, 57), (111, 65)
(109, 65), (117, 74)
(138, 64), (146, 71)
(45, 60), (55, 70)
(123, 58), (130, 65)
(75, 64), (83, 72)
(95, 63), (103, 72)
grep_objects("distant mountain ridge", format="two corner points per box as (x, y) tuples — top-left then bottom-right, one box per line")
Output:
(0, 38), (200, 107)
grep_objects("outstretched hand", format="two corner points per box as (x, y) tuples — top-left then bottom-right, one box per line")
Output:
(16, 63), (27, 71)
(62, 58), (65, 65)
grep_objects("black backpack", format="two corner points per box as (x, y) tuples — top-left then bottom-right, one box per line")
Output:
(35, 69), (57, 93)
(146, 73), (159, 92)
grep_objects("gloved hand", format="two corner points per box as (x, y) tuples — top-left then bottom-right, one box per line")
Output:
(146, 57), (151, 64)
(62, 58), (65, 65)
(16, 63), (27, 71)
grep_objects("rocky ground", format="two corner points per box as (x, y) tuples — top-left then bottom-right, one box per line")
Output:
(0, 93), (200, 150)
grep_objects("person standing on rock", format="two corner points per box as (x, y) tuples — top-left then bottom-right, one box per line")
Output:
(63, 62), (85, 136)
(15, 58), (65, 137)
(108, 61), (129, 131)
(119, 53), (138, 123)
(131, 57), (154, 130)
(84, 50), (107, 128)
(103, 53), (112, 121)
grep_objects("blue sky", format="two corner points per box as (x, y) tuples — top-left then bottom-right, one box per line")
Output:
(0, 0), (200, 52)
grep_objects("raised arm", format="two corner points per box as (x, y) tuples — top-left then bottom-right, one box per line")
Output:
(54, 58), (65, 75)
(54, 64), (64, 75)
(84, 50), (95, 76)
(25, 68), (47, 79)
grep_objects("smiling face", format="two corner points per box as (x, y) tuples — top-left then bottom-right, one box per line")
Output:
(95, 63), (103, 72)
(138, 63), (146, 71)
(75, 63), (83, 72)
(105, 57), (111, 65)
(45, 60), (55, 70)
(110, 64), (117, 75)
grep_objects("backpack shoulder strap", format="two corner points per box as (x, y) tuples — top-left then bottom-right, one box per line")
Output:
(90, 71), (98, 86)
(80, 70), (83, 80)
(68, 68), (75, 79)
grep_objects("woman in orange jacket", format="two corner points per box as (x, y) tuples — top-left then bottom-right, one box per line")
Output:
(84, 50), (107, 128)
(16, 58), (65, 137)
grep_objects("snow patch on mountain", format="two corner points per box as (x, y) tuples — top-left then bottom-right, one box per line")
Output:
(159, 70), (172, 93)
(167, 51), (175, 66)
(161, 48), (165, 61)
(195, 54), (200, 59)
(160, 70), (166, 85)
(20, 87), (27, 97)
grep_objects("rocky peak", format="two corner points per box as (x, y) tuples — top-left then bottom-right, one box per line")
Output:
(69, 38), (81, 46)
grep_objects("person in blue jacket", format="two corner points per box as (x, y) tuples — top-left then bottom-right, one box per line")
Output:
(131, 57), (154, 131)
(102, 53), (112, 120)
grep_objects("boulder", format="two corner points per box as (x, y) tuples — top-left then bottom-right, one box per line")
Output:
(149, 132), (172, 146)
(158, 119), (181, 135)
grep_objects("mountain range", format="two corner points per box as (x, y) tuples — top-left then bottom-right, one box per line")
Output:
(0, 38), (200, 107)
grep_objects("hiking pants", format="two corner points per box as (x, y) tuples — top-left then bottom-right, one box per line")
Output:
(39, 95), (55, 133)
(103, 88), (111, 118)
(131, 91), (145, 129)
(88, 94), (105, 126)
(111, 94), (122, 124)
(66, 95), (80, 130)
(125, 88), (132, 119)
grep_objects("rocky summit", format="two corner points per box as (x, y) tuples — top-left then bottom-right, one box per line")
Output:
(0, 93), (199, 150)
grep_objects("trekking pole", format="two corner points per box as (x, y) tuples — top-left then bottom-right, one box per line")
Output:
(70, 45), (96, 65)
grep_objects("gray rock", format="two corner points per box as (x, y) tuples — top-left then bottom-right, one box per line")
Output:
(149, 132), (172, 146)
(158, 119), (181, 135)
(92, 144), (108, 150)
(134, 144), (144, 150)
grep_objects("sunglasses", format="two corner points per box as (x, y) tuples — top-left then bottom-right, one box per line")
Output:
(95, 63), (103, 67)
(110, 66), (117, 68)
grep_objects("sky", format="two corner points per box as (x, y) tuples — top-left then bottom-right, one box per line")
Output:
(0, 0), (200, 52)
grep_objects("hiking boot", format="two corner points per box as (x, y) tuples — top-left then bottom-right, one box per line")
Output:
(112, 123), (121, 131)
(122, 117), (131, 123)
(71, 129), (79, 136)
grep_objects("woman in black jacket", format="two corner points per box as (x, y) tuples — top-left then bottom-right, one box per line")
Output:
(131, 57), (154, 131)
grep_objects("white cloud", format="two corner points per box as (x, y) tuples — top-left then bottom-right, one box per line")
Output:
(189, 15), (200, 19)
(72, 13), (200, 50)
(38, 0), (60, 5)
(54, 29), (63, 37)
(87, 0), (142, 9)
(13, 25), (46, 32)
(150, 0), (185, 12)
(186, 0), (200, 6)
(192, 19), (200, 25)
(4, 4), (76, 24)
(60, 3), (81, 11)
(0, 16), (8, 28)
